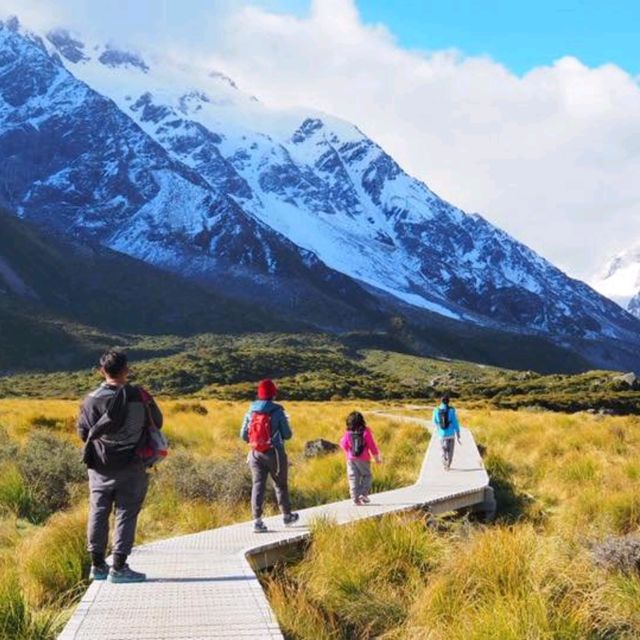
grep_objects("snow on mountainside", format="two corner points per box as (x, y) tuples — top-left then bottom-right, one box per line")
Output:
(41, 25), (640, 344)
(593, 244), (640, 319)
(0, 19), (383, 329)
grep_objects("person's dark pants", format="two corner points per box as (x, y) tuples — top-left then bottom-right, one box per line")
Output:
(248, 448), (291, 520)
(87, 463), (149, 559)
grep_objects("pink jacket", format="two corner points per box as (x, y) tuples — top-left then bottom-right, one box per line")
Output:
(339, 427), (380, 462)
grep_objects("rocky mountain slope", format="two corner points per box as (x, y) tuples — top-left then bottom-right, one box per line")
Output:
(1, 17), (639, 372)
(0, 19), (384, 332)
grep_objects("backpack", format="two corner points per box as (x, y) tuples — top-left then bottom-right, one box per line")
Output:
(438, 406), (451, 430)
(248, 411), (273, 452)
(135, 388), (169, 467)
(349, 424), (366, 457)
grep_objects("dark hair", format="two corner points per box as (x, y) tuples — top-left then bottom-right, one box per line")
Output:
(346, 411), (366, 431)
(99, 350), (128, 377)
(441, 394), (450, 405)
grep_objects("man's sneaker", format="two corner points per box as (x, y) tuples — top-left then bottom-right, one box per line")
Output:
(353, 497), (363, 506)
(89, 563), (110, 581)
(254, 519), (268, 533)
(283, 512), (300, 526)
(359, 495), (371, 504)
(107, 564), (146, 584)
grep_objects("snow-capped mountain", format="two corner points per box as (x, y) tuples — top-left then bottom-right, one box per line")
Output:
(593, 244), (640, 319)
(1, 18), (639, 370)
(0, 19), (383, 330)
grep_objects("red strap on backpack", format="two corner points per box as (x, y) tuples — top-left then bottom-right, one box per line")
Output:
(248, 412), (273, 452)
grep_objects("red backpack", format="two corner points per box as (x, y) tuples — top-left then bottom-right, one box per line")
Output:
(248, 411), (273, 452)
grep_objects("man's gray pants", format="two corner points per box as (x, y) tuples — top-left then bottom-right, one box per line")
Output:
(441, 437), (456, 469)
(87, 463), (149, 556)
(347, 459), (372, 499)
(248, 448), (291, 520)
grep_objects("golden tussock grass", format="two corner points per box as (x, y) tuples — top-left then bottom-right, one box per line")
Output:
(266, 407), (640, 639)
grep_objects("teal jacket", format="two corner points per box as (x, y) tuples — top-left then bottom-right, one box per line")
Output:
(432, 403), (460, 439)
(240, 400), (292, 450)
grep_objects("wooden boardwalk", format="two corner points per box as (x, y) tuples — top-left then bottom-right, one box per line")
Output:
(59, 416), (493, 640)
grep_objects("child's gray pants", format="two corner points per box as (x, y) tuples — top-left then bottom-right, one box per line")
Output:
(347, 459), (372, 499)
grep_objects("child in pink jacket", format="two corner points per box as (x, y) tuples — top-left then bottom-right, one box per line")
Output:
(339, 411), (381, 505)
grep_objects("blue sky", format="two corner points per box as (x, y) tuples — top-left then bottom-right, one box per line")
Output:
(267, 0), (640, 75)
(357, 0), (639, 75)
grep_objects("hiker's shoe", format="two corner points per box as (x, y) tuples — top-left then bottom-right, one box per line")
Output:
(89, 563), (110, 581)
(283, 512), (300, 526)
(359, 495), (371, 504)
(254, 519), (268, 533)
(107, 564), (146, 584)
(353, 497), (363, 506)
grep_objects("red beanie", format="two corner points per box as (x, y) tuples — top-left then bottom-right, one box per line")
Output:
(257, 379), (278, 400)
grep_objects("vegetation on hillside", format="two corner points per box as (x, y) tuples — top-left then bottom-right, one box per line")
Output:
(1, 334), (638, 414)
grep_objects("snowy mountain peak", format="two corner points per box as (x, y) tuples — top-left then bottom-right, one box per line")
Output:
(593, 243), (640, 317)
(292, 117), (324, 143)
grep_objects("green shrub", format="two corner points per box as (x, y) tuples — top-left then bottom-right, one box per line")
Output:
(17, 433), (85, 523)
(0, 427), (18, 465)
(0, 561), (63, 640)
(0, 565), (27, 638)
(593, 536), (640, 574)
(172, 402), (208, 415)
(27, 415), (74, 431)
(607, 493), (640, 535)
(160, 451), (252, 505)
(0, 465), (35, 519)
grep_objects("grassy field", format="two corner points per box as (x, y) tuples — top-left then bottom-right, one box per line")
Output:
(0, 398), (427, 639)
(266, 407), (640, 639)
(1, 397), (639, 639)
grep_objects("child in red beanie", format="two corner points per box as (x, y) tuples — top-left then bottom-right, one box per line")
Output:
(240, 379), (299, 532)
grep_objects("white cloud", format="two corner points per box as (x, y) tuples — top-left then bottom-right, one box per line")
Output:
(0, 0), (65, 31)
(2, 0), (639, 286)
(207, 0), (640, 284)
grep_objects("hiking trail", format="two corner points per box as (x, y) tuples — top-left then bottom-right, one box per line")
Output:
(59, 413), (494, 640)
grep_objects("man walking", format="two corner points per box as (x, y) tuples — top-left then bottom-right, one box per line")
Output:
(432, 394), (461, 471)
(77, 350), (162, 583)
(240, 379), (299, 532)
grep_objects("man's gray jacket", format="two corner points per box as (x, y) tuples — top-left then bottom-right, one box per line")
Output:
(77, 383), (163, 471)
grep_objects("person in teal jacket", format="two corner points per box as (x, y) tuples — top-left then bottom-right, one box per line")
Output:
(432, 394), (461, 471)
